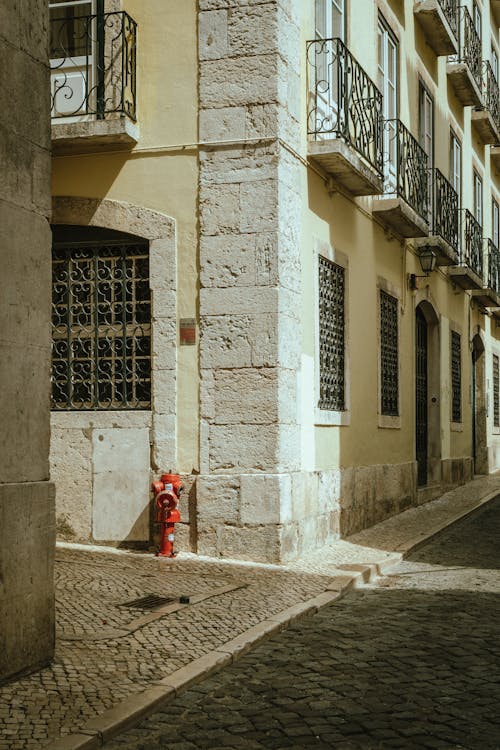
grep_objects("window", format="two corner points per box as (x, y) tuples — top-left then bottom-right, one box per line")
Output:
(51, 227), (151, 410)
(493, 198), (499, 248)
(473, 1), (481, 38)
(419, 81), (434, 222)
(491, 44), (499, 81)
(313, 0), (346, 130)
(50, 0), (96, 118)
(451, 331), (461, 423)
(494, 354), (500, 428)
(419, 81), (434, 166)
(474, 169), (483, 227)
(449, 129), (462, 206)
(378, 16), (398, 192)
(315, 0), (346, 41)
(380, 290), (398, 416)
(318, 255), (345, 411)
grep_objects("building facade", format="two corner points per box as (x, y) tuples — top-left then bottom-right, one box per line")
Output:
(1, 3), (54, 681)
(50, 0), (500, 563)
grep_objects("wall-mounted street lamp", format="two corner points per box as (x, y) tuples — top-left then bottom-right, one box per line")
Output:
(408, 248), (437, 290)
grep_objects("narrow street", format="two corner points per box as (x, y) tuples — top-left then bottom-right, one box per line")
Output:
(104, 498), (500, 750)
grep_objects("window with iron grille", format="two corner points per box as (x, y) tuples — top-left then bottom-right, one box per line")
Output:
(51, 231), (151, 410)
(451, 331), (461, 422)
(380, 290), (398, 416)
(318, 255), (345, 411)
(494, 354), (500, 428)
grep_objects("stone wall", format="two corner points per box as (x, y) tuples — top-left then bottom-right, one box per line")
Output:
(197, 0), (307, 562)
(50, 198), (177, 546)
(0, 1), (55, 680)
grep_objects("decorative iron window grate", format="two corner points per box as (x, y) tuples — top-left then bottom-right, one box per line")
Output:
(318, 255), (345, 411)
(451, 331), (461, 423)
(494, 354), (500, 428)
(51, 240), (151, 410)
(380, 290), (398, 416)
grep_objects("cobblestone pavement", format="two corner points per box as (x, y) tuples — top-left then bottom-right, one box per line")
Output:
(103, 497), (500, 750)
(1, 474), (500, 749)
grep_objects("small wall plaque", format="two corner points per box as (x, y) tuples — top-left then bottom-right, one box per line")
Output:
(180, 318), (196, 345)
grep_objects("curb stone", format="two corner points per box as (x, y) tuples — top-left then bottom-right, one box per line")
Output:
(42, 573), (363, 750)
(42, 487), (499, 750)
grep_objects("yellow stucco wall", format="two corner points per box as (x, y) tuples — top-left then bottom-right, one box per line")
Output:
(52, 0), (200, 473)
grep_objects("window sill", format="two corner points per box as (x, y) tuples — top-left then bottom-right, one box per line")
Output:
(378, 414), (401, 429)
(450, 421), (463, 432)
(315, 408), (350, 426)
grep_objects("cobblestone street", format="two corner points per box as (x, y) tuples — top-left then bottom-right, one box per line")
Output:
(103, 497), (500, 750)
(1, 475), (499, 749)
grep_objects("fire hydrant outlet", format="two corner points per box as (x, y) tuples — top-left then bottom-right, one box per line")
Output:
(151, 473), (183, 558)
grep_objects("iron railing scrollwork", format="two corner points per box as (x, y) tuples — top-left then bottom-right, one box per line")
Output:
(451, 330), (462, 423)
(50, 11), (137, 121)
(307, 37), (383, 176)
(480, 61), (500, 131)
(451, 6), (482, 93)
(438, 0), (459, 38)
(51, 241), (151, 411)
(380, 290), (399, 417)
(460, 209), (483, 278)
(382, 119), (428, 222)
(318, 255), (345, 411)
(430, 168), (459, 251)
(493, 354), (500, 428)
(487, 239), (500, 294)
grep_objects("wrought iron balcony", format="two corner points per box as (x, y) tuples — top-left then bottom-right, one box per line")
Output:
(372, 120), (429, 237)
(447, 6), (483, 106)
(473, 239), (500, 307)
(413, 168), (459, 265)
(450, 209), (484, 289)
(50, 11), (138, 154)
(414, 0), (458, 56)
(471, 62), (500, 144)
(306, 37), (384, 196)
(488, 240), (500, 295)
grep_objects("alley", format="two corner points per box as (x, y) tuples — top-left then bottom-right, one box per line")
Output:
(103, 499), (500, 750)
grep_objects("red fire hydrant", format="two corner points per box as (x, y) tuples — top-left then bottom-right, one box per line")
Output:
(151, 473), (183, 558)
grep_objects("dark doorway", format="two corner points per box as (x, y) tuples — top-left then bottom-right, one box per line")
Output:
(415, 306), (428, 486)
(472, 333), (487, 474)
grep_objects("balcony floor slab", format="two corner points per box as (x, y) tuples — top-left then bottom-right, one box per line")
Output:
(412, 234), (459, 266)
(372, 196), (429, 238)
(490, 146), (500, 170)
(308, 138), (384, 196)
(446, 63), (483, 107)
(52, 117), (139, 156)
(471, 109), (500, 145)
(471, 288), (500, 307)
(447, 265), (484, 290)
(414, 1), (458, 56)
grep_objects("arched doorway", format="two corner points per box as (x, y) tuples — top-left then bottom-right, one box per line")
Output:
(472, 333), (487, 474)
(415, 301), (441, 486)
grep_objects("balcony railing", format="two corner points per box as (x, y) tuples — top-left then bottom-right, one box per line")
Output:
(50, 11), (137, 121)
(306, 37), (383, 176)
(482, 61), (500, 128)
(460, 209), (483, 278)
(487, 239), (500, 294)
(383, 119), (428, 221)
(429, 168), (459, 251)
(439, 0), (459, 38)
(450, 6), (482, 92)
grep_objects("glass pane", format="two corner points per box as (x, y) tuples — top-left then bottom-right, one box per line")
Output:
(50, 3), (93, 59)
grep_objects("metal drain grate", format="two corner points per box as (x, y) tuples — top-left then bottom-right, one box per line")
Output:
(120, 594), (176, 610)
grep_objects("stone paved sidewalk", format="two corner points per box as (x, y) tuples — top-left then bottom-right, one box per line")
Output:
(1, 474), (499, 750)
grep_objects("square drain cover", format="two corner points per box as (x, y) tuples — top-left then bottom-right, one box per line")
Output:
(120, 594), (175, 610)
